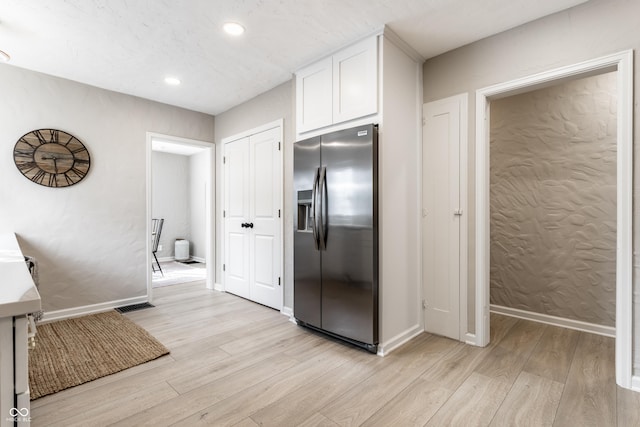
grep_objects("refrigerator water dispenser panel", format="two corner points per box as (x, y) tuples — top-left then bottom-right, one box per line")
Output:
(297, 190), (313, 232)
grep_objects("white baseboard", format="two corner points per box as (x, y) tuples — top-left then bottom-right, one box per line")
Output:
(490, 304), (615, 338)
(632, 375), (640, 392)
(41, 296), (149, 323)
(191, 256), (205, 263)
(281, 306), (293, 318)
(157, 256), (173, 263)
(377, 324), (423, 356)
(464, 332), (478, 346)
(214, 282), (224, 292)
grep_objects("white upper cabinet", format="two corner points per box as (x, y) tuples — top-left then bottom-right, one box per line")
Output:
(332, 37), (378, 124)
(296, 57), (333, 133)
(296, 36), (378, 134)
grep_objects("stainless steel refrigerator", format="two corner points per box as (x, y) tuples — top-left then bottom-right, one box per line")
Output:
(294, 123), (378, 353)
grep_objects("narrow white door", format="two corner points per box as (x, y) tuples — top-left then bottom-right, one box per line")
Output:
(224, 126), (282, 310)
(249, 128), (282, 309)
(423, 95), (465, 340)
(224, 137), (251, 299)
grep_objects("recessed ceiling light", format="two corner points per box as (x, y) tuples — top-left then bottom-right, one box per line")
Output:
(164, 77), (181, 86)
(0, 50), (10, 62)
(223, 22), (245, 36)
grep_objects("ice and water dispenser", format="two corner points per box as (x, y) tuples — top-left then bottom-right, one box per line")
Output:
(297, 189), (313, 232)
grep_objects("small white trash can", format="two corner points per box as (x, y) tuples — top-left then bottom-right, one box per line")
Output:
(175, 239), (189, 261)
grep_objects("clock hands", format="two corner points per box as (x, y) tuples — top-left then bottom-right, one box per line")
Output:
(40, 155), (59, 173)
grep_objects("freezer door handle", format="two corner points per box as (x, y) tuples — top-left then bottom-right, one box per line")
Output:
(318, 166), (328, 250)
(311, 167), (320, 250)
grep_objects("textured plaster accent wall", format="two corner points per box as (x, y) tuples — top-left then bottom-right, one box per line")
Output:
(490, 72), (617, 326)
(0, 64), (214, 312)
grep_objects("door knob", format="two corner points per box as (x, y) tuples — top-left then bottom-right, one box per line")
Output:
(247, 222), (254, 228)
(241, 223), (247, 228)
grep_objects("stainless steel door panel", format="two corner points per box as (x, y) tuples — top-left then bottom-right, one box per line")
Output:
(320, 124), (378, 344)
(294, 137), (322, 327)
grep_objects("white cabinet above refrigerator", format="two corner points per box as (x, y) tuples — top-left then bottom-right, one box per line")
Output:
(296, 36), (378, 135)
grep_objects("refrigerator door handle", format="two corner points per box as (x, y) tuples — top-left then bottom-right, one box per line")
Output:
(318, 166), (328, 250)
(311, 167), (320, 250)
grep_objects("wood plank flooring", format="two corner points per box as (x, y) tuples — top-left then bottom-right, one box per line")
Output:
(30, 281), (639, 426)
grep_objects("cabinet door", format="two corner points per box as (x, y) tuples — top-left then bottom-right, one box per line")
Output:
(0, 317), (13, 427)
(332, 36), (378, 124)
(296, 57), (333, 133)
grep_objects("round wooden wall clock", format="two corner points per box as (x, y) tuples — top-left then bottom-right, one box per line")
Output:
(13, 129), (91, 187)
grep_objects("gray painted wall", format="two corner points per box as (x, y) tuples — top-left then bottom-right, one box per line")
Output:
(422, 0), (639, 372)
(189, 150), (209, 260)
(152, 150), (209, 261)
(213, 81), (294, 309)
(490, 72), (617, 327)
(152, 151), (190, 259)
(0, 64), (214, 312)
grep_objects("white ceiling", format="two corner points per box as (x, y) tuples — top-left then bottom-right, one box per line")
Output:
(0, 0), (587, 116)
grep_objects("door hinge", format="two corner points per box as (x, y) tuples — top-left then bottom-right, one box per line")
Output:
(422, 117), (426, 126)
(422, 299), (427, 309)
(278, 277), (281, 286)
(278, 209), (281, 218)
(223, 210), (226, 218)
(278, 141), (281, 151)
(223, 156), (226, 164)
(223, 264), (226, 271)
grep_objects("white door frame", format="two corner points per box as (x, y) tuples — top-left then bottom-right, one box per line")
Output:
(475, 50), (634, 389)
(422, 93), (469, 342)
(220, 119), (285, 312)
(146, 132), (216, 299)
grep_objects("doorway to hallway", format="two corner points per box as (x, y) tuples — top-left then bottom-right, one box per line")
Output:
(146, 133), (215, 299)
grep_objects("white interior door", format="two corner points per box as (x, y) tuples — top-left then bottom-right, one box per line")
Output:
(249, 128), (282, 309)
(423, 95), (465, 340)
(224, 137), (250, 299)
(224, 126), (282, 310)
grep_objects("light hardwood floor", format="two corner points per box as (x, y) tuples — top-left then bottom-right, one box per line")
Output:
(31, 281), (640, 426)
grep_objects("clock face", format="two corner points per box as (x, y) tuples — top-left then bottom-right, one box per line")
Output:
(13, 129), (91, 187)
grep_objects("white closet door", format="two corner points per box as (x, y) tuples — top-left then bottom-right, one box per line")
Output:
(423, 95), (463, 340)
(224, 126), (282, 310)
(224, 137), (251, 299)
(249, 127), (282, 309)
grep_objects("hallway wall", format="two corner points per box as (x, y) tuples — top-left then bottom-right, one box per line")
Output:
(490, 72), (617, 326)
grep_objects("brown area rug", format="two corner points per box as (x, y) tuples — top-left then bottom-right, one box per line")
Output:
(29, 310), (169, 400)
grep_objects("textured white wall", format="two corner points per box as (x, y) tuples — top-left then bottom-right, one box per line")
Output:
(490, 73), (617, 326)
(152, 151), (190, 259)
(0, 64), (214, 312)
(213, 81), (294, 309)
(422, 0), (640, 372)
(189, 150), (208, 260)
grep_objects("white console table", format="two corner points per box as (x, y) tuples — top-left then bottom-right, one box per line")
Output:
(0, 233), (41, 426)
